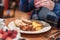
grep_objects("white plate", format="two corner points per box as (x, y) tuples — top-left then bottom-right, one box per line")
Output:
(8, 21), (51, 34)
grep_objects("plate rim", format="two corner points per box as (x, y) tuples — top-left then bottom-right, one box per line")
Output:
(8, 21), (51, 34)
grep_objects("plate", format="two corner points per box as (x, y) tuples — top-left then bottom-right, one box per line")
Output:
(2, 26), (21, 40)
(8, 21), (51, 34)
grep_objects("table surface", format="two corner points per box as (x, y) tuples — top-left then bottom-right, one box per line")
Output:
(4, 10), (60, 40)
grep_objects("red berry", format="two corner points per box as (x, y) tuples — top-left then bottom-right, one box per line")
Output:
(3, 32), (8, 39)
(13, 30), (18, 34)
(8, 30), (12, 36)
(0, 29), (4, 34)
(6, 37), (12, 40)
(12, 34), (17, 38)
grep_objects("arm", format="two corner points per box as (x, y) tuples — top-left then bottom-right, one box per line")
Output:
(53, 3), (60, 17)
(28, 0), (35, 11)
(34, 0), (60, 17)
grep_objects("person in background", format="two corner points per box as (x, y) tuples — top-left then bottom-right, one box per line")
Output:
(34, 0), (60, 17)
(15, 0), (20, 10)
(19, 0), (60, 19)
(4, 0), (16, 18)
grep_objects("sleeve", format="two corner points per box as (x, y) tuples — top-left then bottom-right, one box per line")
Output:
(28, 0), (35, 11)
(53, 3), (60, 17)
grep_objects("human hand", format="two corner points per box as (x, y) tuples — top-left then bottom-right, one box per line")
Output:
(34, 0), (55, 10)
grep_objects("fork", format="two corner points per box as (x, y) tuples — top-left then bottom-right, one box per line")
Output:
(45, 31), (60, 40)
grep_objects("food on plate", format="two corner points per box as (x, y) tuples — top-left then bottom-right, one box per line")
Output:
(21, 18), (32, 24)
(32, 21), (43, 31)
(0, 29), (18, 40)
(14, 18), (43, 31)
(14, 19), (27, 27)
(14, 19), (23, 27)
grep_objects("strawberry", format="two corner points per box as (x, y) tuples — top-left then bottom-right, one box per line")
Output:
(8, 30), (12, 36)
(12, 30), (18, 34)
(12, 34), (17, 38)
(0, 29), (4, 34)
(3, 32), (8, 39)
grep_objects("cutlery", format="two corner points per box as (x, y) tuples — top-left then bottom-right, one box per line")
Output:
(49, 31), (60, 38)
(56, 36), (60, 40)
(45, 31), (60, 40)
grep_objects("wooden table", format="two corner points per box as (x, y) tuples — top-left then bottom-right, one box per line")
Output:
(5, 10), (60, 40)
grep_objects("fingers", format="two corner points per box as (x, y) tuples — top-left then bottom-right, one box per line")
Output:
(35, 0), (49, 8)
(35, 0), (48, 4)
(35, 0), (48, 7)
(34, 0), (54, 10)
(40, 1), (50, 7)
(40, 1), (55, 10)
(39, 1), (54, 10)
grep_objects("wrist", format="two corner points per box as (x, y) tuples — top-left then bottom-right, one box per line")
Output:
(49, 1), (55, 10)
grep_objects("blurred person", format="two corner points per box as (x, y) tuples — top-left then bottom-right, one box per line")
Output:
(34, 0), (60, 17)
(19, 0), (60, 18)
(30, 0), (60, 27)
(4, 0), (16, 17)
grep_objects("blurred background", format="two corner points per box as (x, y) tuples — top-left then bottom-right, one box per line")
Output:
(0, 0), (60, 28)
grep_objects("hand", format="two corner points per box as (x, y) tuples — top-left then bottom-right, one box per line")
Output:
(35, 0), (55, 10)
